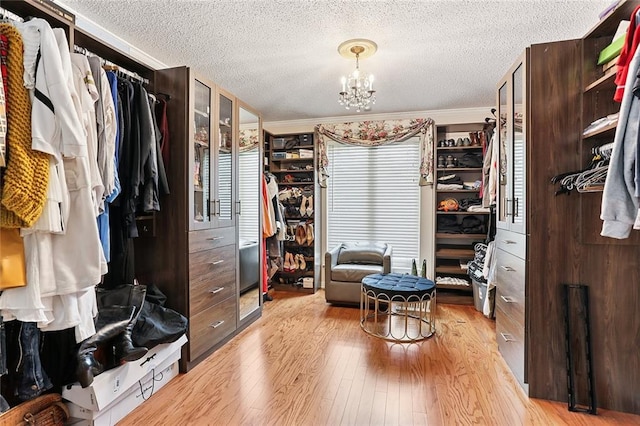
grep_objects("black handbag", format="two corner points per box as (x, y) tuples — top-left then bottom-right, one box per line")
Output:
(132, 285), (188, 350)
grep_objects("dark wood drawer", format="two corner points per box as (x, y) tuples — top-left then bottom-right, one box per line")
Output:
(495, 248), (525, 326)
(496, 229), (526, 259)
(189, 296), (237, 361)
(496, 304), (526, 387)
(189, 227), (236, 253)
(189, 246), (236, 316)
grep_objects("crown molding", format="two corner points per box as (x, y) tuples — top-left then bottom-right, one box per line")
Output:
(264, 106), (492, 134)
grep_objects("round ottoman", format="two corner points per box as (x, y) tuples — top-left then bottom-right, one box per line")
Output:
(360, 273), (436, 342)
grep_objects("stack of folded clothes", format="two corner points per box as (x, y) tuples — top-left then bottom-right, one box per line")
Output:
(437, 216), (462, 233)
(437, 174), (463, 190)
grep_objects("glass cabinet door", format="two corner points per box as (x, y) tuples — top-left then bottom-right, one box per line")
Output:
(496, 80), (509, 230)
(192, 79), (212, 228)
(217, 90), (235, 227)
(511, 62), (526, 234)
(496, 51), (527, 234)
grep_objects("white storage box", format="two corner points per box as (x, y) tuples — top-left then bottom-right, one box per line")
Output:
(63, 334), (187, 425)
(302, 277), (314, 289)
(298, 149), (313, 158)
(66, 360), (179, 426)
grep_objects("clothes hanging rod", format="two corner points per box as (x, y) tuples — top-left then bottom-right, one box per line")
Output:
(73, 44), (149, 85)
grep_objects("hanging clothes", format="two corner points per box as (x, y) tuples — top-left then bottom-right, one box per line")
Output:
(155, 96), (170, 170)
(90, 63), (119, 262)
(137, 83), (160, 212)
(614, 6), (640, 102)
(262, 174), (275, 238)
(149, 94), (169, 196)
(0, 47), (6, 169)
(0, 20), (104, 340)
(601, 40), (640, 239)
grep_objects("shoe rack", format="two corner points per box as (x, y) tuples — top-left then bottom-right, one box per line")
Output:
(433, 123), (489, 304)
(264, 132), (320, 293)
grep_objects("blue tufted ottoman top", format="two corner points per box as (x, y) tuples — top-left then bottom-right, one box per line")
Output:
(362, 273), (435, 297)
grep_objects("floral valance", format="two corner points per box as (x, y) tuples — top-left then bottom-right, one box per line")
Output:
(314, 118), (435, 187)
(239, 128), (259, 153)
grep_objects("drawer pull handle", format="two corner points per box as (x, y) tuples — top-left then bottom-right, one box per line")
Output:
(209, 287), (225, 294)
(206, 236), (224, 241)
(500, 265), (515, 272)
(209, 259), (224, 265)
(500, 295), (513, 303)
(500, 332), (515, 342)
(501, 240), (516, 244)
(210, 320), (225, 329)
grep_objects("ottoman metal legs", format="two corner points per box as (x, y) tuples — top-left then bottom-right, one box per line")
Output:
(360, 284), (436, 342)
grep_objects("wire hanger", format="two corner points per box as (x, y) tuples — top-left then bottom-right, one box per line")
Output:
(0, 6), (24, 23)
(73, 44), (149, 85)
(485, 108), (497, 123)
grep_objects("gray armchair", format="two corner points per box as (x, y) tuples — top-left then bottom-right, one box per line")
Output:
(325, 242), (392, 305)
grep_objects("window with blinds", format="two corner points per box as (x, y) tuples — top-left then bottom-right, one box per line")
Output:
(238, 149), (260, 243)
(327, 138), (421, 273)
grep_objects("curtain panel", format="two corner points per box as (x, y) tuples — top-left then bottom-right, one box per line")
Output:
(314, 118), (435, 187)
(239, 128), (259, 152)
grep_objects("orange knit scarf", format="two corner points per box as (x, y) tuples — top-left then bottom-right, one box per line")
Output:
(0, 24), (49, 228)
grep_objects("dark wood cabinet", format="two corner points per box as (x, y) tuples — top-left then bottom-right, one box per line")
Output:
(149, 67), (244, 372)
(496, 1), (640, 414)
(495, 39), (583, 395)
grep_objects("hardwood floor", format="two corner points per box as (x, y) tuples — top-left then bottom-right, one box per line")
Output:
(119, 290), (640, 425)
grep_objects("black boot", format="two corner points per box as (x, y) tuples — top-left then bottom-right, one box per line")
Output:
(96, 284), (148, 363)
(76, 306), (134, 388)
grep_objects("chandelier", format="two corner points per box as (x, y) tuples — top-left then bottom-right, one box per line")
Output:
(338, 39), (377, 112)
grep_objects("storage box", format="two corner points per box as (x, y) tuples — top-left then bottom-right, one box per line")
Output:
(298, 149), (313, 159)
(302, 277), (314, 289)
(597, 21), (629, 65)
(63, 334), (187, 422)
(598, 36), (624, 65)
(272, 138), (287, 149)
(272, 152), (286, 160)
(66, 360), (179, 426)
(298, 134), (313, 144)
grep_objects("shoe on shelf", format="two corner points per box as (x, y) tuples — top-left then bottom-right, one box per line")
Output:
(297, 254), (307, 270)
(306, 195), (313, 217)
(283, 252), (292, 272)
(305, 223), (314, 246)
(295, 225), (307, 245)
(300, 195), (308, 217)
(278, 189), (292, 201)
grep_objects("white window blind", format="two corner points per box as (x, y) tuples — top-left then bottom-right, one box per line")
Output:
(238, 148), (260, 244)
(327, 138), (420, 273)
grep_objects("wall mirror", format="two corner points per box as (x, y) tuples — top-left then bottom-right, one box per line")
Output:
(238, 104), (262, 322)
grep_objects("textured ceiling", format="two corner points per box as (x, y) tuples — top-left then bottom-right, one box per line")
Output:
(58, 0), (612, 122)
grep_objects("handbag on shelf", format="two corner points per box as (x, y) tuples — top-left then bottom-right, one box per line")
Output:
(0, 228), (27, 289)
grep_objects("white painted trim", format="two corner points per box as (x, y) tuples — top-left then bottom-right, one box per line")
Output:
(264, 106), (491, 134)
